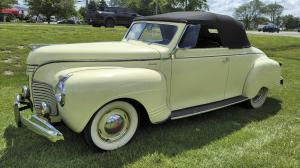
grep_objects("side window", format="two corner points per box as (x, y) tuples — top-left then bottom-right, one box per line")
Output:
(179, 25), (223, 49)
(127, 9), (136, 14)
(105, 8), (115, 13)
(117, 8), (126, 13)
(178, 25), (201, 49)
(197, 27), (222, 48)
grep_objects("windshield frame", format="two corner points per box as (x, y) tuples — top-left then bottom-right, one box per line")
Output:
(123, 22), (179, 46)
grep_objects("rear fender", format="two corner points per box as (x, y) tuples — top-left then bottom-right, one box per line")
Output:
(243, 57), (281, 98)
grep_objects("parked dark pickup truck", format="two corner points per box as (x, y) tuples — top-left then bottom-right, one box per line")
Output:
(90, 7), (139, 28)
(263, 24), (280, 33)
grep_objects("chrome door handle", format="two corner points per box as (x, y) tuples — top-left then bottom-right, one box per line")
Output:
(222, 57), (230, 63)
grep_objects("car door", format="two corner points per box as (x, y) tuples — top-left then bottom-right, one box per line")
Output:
(224, 49), (253, 99)
(170, 25), (230, 110)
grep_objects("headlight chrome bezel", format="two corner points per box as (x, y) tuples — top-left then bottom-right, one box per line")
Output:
(55, 75), (71, 107)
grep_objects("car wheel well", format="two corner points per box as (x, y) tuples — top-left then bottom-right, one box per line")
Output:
(84, 98), (150, 133)
(117, 98), (151, 125)
(105, 17), (115, 23)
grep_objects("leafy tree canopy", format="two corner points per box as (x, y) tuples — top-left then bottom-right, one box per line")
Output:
(234, 0), (265, 29)
(108, 0), (208, 15)
(0, 0), (17, 10)
(281, 15), (300, 29)
(28, 0), (76, 23)
(98, 0), (108, 11)
(264, 3), (284, 25)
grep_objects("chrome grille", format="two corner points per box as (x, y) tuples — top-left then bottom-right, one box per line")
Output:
(27, 65), (38, 74)
(32, 81), (58, 115)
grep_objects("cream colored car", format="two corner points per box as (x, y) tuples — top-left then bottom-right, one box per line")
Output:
(14, 12), (283, 151)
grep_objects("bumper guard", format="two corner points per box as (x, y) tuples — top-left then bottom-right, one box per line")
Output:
(14, 94), (64, 142)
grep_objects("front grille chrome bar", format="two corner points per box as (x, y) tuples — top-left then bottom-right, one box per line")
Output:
(32, 81), (58, 116)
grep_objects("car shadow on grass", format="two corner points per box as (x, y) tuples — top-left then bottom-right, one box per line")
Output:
(0, 98), (281, 167)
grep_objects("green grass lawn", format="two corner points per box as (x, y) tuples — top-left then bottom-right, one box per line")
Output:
(0, 24), (299, 168)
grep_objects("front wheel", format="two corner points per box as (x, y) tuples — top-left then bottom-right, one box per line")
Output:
(84, 101), (139, 151)
(105, 19), (115, 28)
(247, 87), (268, 109)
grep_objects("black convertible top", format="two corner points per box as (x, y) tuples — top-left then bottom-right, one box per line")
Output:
(134, 12), (251, 49)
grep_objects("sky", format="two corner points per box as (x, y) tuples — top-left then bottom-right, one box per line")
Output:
(208, 0), (300, 17)
(18, 0), (300, 17)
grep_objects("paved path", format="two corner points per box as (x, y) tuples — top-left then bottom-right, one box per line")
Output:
(247, 31), (300, 38)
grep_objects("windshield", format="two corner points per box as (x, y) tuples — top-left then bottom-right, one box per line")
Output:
(125, 23), (178, 45)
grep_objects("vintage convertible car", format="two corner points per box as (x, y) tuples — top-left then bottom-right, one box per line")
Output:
(14, 12), (283, 151)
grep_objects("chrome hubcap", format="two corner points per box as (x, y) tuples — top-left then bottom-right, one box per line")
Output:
(98, 109), (130, 142)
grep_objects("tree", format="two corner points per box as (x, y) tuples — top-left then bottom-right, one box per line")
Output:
(56, 0), (76, 19)
(177, 0), (208, 11)
(28, 0), (76, 23)
(0, 0), (16, 9)
(28, 0), (42, 22)
(109, 0), (127, 7)
(234, 4), (252, 29)
(0, 0), (17, 10)
(78, 6), (86, 18)
(281, 15), (300, 29)
(88, 0), (98, 11)
(98, 0), (107, 11)
(265, 3), (284, 25)
(119, 0), (208, 16)
(234, 0), (265, 29)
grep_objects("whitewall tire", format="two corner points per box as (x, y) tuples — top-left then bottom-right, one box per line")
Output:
(248, 87), (268, 109)
(84, 101), (139, 151)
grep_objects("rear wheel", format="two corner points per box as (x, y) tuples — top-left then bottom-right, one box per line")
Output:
(84, 101), (139, 151)
(92, 22), (101, 27)
(247, 87), (268, 109)
(105, 19), (115, 28)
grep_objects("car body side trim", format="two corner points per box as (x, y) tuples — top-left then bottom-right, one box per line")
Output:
(171, 96), (248, 120)
(175, 52), (262, 60)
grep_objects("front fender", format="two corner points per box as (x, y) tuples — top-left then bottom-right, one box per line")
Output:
(243, 57), (281, 98)
(57, 67), (169, 133)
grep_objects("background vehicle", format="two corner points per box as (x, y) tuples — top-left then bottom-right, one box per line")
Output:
(90, 7), (139, 28)
(258, 23), (268, 32)
(58, 18), (82, 24)
(263, 23), (280, 33)
(58, 19), (75, 24)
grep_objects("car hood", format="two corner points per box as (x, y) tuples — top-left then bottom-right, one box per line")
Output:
(27, 41), (161, 65)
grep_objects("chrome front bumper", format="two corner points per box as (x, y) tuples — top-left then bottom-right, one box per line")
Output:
(14, 94), (64, 142)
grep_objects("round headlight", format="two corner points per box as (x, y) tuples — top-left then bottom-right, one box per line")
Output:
(22, 86), (30, 99)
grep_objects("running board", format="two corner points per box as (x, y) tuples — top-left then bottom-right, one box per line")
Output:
(171, 96), (248, 120)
